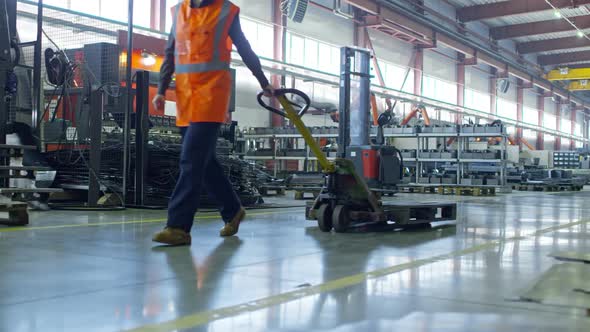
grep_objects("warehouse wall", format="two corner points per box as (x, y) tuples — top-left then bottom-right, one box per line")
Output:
(523, 90), (537, 109)
(369, 30), (415, 66)
(232, 0), (271, 21)
(288, 3), (354, 46)
(465, 66), (490, 92)
(424, 51), (457, 81)
(225, 0), (585, 149)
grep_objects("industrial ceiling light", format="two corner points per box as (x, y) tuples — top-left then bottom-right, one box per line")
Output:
(578, 30), (585, 38)
(282, 0), (308, 23)
(140, 50), (156, 67)
(554, 10), (562, 18)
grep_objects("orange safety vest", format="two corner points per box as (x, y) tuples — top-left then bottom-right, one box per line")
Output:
(173, 0), (238, 126)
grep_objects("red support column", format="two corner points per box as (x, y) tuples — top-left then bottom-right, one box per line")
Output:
(271, 0), (285, 127)
(536, 91), (544, 150)
(516, 80), (524, 151)
(414, 47), (423, 96)
(150, 0), (161, 31)
(571, 109), (577, 150)
(490, 69), (497, 118)
(555, 102), (561, 150)
(353, 16), (368, 48)
(456, 57), (465, 124)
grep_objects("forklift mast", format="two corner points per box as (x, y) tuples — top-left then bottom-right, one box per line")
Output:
(337, 47), (371, 158)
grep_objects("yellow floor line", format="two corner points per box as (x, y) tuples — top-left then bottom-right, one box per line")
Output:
(0, 210), (290, 233)
(126, 218), (590, 332)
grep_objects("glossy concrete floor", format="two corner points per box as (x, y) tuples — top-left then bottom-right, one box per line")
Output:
(1, 190), (590, 332)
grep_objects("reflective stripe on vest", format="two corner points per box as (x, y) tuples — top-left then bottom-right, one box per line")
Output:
(174, 0), (232, 74)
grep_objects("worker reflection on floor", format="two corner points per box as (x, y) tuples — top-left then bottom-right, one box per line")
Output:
(150, 0), (273, 245)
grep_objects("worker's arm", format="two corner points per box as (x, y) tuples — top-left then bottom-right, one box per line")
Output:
(229, 13), (270, 89)
(157, 28), (176, 96)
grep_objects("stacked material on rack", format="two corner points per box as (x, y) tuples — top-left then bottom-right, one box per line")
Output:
(44, 137), (275, 207)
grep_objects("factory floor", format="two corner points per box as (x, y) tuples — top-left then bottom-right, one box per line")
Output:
(1, 190), (590, 332)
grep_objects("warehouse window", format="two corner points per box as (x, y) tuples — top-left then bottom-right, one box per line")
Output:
(373, 60), (414, 94)
(101, 0), (130, 22)
(507, 126), (516, 135)
(166, 0), (179, 32)
(561, 119), (571, 133)
(575, 123), (582, 137)
(286, 32), (340, 74)
(464, 88), (490, 113)
(70, 0), (100, 16)
(305, 39), (319, 69)
(37, 0), (152, 26)
(236, 18), (273, 58)
(523, 129), (536, 139)
(496, 98), (517, 121)
(544, 114), (557, 130)
(523, 106), (538, 125)
(422, 75), (457, 104)
(287, 34), (305, 65)
(544, 134), (555, 143)
(439, 110), (454, 123)
(318, 43), (340, 75)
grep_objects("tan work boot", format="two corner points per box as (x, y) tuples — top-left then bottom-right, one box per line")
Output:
(220, 207), (246, 237)
(152, 227), (192, 246)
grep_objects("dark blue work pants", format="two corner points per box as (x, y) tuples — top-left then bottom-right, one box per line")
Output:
(167, 122), (241, 232)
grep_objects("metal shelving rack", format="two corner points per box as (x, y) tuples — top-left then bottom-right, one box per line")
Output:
(243, 132), (339, 176)
(242, 128), (508, 186)
(413, 131), (508, 187)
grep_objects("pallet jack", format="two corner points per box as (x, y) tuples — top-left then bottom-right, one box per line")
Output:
(257, 47), (456, 233)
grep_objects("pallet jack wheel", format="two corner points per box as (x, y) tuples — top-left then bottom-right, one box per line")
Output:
(332, 205), (350, 233)
(317, 204), (333, 232)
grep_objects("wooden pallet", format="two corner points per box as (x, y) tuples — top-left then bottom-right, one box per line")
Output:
(516, 184), (584, 192)
(398, 186), (438, 194)
(439, 186), (496, 196)
(259, 185), (286, 196)
(294, 190), (320, 200)
(398, 185), (495, 196)
(0, 203), (29, 226)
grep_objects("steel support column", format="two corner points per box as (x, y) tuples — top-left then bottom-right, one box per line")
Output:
(150, 0), (160, 31)
(537, 91), (545, 150)
(271, 0), (285, 127)
(555, 103), (562, 150)
(571, 109), (577, 150)
(490, 69), (497, 117)
(414, 47), (423, 96)
(516, 80), (524, 151)
(354, 12), (368, 47)
(456, 56), (465, 124)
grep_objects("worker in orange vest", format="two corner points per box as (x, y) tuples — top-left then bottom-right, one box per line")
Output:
(152, 0), (273, 245)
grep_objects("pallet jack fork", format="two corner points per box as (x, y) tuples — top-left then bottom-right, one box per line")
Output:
(257, 90), (456, 232)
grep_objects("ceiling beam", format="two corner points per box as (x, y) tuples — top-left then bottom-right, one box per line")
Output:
(518, 35), (590, 54)
(547, 67), (590, 80)
(539, 50), (590, 66)
(342, 0), (589, 107)
(457, 0), (590, 22)
(491, 16), (590, 40)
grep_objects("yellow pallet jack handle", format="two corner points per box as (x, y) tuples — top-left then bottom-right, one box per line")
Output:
(257, 90), (335, 173)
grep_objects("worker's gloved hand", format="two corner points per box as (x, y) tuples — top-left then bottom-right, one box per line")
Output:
(262, 85), (274, 97)
(152, 94), (165, 111)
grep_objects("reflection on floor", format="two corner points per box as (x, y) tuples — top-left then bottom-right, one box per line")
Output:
(1, 190), (590, 332)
